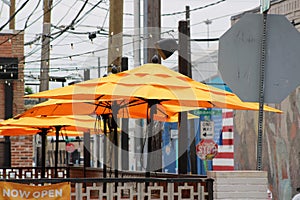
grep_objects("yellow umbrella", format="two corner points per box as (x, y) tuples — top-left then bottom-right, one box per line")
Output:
(25, 63), (281, 112)
(0, 125), (87, 137)
(0, 115), (101, 178)
(25, 63), (282, 175)
(0, 115), (98, 132)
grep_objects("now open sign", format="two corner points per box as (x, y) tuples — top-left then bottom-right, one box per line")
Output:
(0, 182), (70, 200)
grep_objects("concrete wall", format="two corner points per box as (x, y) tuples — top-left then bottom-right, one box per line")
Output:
(208, 171), (268, 200)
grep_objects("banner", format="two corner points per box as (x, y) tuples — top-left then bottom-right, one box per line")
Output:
(0, 182), (70, 200)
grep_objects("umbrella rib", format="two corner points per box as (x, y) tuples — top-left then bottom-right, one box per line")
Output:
(95, 101), (112, 115)
(156, 106), (169, 118)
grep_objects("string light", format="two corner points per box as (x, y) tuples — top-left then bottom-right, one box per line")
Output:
(71, 43), (73, 49)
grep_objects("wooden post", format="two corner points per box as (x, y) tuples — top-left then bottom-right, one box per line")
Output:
(121, 57), (129, 171)
(144, 0), (162, 173)
(186, 6), (197, 174)
(9, 0), (15, 30)
(107, 0), (123, 72)
(178, 20), (189, 174)
(40, 0), (52, 93)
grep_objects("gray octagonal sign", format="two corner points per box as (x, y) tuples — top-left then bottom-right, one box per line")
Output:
(218, 14), (300, 103)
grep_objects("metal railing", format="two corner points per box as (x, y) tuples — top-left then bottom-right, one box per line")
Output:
(0, 167), (69, 179)
(0, 167), (214, 199)
(2, 177), (214, 200)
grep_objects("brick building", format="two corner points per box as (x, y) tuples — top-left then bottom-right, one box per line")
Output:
(0, 30), (33, 167)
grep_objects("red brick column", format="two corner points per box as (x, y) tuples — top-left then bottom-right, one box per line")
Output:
(0, 30), (32, 167)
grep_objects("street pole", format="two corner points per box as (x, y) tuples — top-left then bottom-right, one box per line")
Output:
(134, 0), (143, 171)
(204, 19), (212, 48)
(256, 12), (268, 171)
(186, 6), (197, 174)
(40, 0), (52, 94)
(97, 57), (101, 78)
(121, 57), (129, 171)
(9, 0), (15, 30)
(178, 20), (190, 174)
(107, 0), (123, 72)
(107, 1), (123, 185)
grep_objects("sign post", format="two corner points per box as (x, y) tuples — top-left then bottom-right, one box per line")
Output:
(219, 14), (300, 170)
(260, 0), (270, 13)
(196, 139), (218, 160)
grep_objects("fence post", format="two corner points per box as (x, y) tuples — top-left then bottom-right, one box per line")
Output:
(168, 182), (174, 200)
(75, 183), (82, 200)
(206, 178), (214, 200)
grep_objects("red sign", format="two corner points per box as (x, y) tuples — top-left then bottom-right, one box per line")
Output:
(196, 139), (218, 160)
(66, 143), (75, 153)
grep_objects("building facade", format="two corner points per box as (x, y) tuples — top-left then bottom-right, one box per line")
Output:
(0, 31), (33, 167)
(231, 1), (300, 199)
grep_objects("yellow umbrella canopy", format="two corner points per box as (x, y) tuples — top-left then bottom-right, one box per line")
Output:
(24, 63), (282, 175)
(0, 125), (87, 137)
(0, 115), (103, 178)
(0, 115), (101, 132)
(26, 63), (281, 112)
(0, 126), (40, 136)
(19, 98), (201, 122)
(17, 99), (98, 118)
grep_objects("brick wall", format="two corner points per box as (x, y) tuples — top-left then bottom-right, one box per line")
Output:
(10, 136), (33, 167)
(0, 30), (25, 118)
(0, 30), (33, 167)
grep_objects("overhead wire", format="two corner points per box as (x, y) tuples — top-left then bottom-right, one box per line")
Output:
(1, 0), (233, 78)
(23, 29), (175, 64)
(162, 0), (226, 16)
(25, 0), (105, 65)
(0, 0), (30, 32)
(0, 0), (62, 46)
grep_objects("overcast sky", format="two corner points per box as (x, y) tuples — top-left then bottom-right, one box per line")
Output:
(0, 0), (259, 89)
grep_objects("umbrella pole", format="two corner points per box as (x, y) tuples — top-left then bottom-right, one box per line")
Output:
(55, 126), (61, 178)
(83, 131), (91, 177)
(102, 114), (108, 193)
(112, 101), (119, 191)
(178, 112), (188, 174)
(146, 101), (157, 178)
(40, 128), (47, 179)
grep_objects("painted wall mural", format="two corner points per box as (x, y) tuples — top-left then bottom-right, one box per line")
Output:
(234, 87), (300, 200)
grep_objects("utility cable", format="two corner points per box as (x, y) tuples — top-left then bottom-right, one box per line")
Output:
(0, 0), (30, 32)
